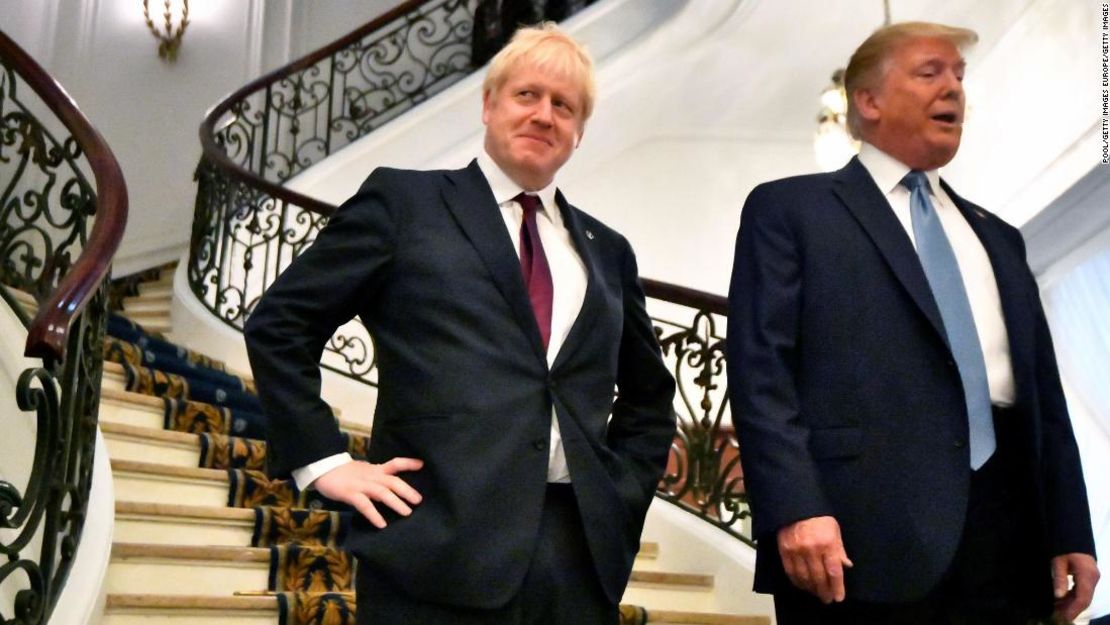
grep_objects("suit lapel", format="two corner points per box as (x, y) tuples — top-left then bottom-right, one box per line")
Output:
(441, 160), (547, 363)
(941, 181), (1035, 387)
(550, 189), (602, 372)
(833, 157), (949, 346)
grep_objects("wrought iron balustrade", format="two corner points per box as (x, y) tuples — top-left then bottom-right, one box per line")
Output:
(0, 29), (127, 625)
(192, 0), (750, 543)
(642, 279), (751, 544)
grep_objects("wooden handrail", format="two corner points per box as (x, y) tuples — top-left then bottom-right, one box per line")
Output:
(0, 30), (128, 360)
(641, 278), (727, 316)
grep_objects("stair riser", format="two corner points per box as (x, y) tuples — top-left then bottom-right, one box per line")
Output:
(100, 397), (164, 429)
(113, 472), (228, 508)
(621, 585), (719, 614)
(115, 516), (254, 547)
(102, 611), (274, 625)
(105, 435), (198, 468)
(107, 559), (267, 596)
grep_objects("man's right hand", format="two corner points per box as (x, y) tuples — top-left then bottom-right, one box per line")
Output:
(312, 458), (424, 529)
(777, 515), (853, 604)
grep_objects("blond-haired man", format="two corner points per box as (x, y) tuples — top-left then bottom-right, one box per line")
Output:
(246, 23), (675, 624)
(728, 22), (1098, 624)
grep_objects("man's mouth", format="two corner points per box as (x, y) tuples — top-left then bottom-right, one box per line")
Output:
(931, 113), (960, 125)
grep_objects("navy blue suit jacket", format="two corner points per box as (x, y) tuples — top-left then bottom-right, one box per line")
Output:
(245, 161), (676, 608)
(727, 156), (1095, 602)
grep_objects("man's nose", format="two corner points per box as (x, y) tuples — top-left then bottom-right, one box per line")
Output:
(530, 98), (554, 126)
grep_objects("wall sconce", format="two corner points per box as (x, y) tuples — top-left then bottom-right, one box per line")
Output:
(143, 0), (189, 62)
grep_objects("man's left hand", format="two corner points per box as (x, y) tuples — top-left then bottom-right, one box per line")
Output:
(1052, 552), (1099, 621)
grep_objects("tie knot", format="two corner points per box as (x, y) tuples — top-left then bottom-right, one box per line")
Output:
(900, 170), (931, 194)
(514, 193), (542, 215)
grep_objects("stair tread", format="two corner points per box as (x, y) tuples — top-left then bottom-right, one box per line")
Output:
(115, 501), (255, 522)
(102, 421), (200, 447)
(630, 570), (714, 589)
(105, 593), (276, 610)
(112, 542), (269, 562)
(111, 458), (228, 482)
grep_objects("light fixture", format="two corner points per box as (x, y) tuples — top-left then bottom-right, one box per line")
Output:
(813, 69), (860, 172)
(143, 0), (189, 62)
(813, 0), (890, 171)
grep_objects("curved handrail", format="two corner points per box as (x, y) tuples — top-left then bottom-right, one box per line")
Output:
(0, 31), (128, 360)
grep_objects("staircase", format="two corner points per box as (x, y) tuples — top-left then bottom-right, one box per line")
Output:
(93, 266), (769, 624)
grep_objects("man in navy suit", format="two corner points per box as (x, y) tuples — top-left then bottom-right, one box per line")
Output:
(246, 23), (675, 624)
(728, 22), (1098, 624)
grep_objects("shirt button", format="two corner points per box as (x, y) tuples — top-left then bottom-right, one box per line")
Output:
(533, 439), (548, 451)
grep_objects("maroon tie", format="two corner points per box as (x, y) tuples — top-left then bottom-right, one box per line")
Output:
(514, 193), (553, 350)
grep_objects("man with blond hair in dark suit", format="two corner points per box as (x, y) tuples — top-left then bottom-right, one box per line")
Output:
(246, 22), (675, 625)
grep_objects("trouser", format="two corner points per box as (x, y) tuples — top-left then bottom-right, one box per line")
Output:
(356, 483), (617, 624)
(775, 407), (1054, 625)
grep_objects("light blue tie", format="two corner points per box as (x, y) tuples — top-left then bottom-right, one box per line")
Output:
(902, 171), (995, 469)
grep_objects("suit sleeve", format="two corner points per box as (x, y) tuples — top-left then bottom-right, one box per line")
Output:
(244, 169), (401, 480)
(726, 184), (834, 540)
(1017, 236), (1097, 558)
(606, 239), (677, 505)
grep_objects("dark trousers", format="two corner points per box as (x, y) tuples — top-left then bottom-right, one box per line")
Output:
(355, 483), (617, 624)
(775, 409), (1053, 625)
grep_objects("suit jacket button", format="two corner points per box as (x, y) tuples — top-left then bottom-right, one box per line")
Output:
(533, 439), (547, 451)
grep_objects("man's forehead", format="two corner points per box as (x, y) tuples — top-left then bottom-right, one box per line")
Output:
(894, 36), (966, 63)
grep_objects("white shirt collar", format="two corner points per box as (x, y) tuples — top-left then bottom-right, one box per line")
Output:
(476, 150), (561, 224)
(857, 141), (943, 196)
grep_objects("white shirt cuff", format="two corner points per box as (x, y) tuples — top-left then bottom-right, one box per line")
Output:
(291, 452), (353, 491)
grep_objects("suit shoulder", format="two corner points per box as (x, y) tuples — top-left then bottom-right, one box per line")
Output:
(741, 171), (839, 221)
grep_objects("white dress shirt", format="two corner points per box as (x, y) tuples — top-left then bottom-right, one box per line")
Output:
(857, 143), (1015, 406)
(293, 152), (587, 489)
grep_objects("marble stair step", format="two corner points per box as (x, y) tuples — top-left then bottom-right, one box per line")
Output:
(99, 366), (352, 423)
(120, 297), (172, 314)
(105, 542), (709, 600)
(102, 594), (276, 625)
(103, 421), (201, 468)
(111, 459), (230, 508)
(114, 501), (255, 547)
(103, 594), (768, 625)
(138, 283), (173, 298)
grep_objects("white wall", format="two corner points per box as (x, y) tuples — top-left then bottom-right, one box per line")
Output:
(2, 0), (396, 276)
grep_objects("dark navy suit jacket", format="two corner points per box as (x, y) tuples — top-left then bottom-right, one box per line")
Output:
(245, 160), (676, 608)
(727, 156), (1095, 602)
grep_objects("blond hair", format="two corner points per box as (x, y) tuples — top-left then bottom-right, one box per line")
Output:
(844, 22), (978, 138)
(482, 22), (596, 123)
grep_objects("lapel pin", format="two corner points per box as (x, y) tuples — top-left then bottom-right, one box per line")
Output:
(585, 229), (595, 240)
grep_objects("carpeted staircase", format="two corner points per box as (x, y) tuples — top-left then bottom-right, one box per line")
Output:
(94, 264), (769, 625)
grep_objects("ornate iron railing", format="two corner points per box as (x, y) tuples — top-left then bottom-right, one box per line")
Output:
(642, 279), (750, 544)
(0, 29), (127, 624)
(191, 1), (750, 542)
(191, 0), (481, 385)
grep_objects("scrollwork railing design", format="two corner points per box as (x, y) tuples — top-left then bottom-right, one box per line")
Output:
(643, 279), (751, 544)
(192, 0), (481, 385)
(1, 29), (126, 624)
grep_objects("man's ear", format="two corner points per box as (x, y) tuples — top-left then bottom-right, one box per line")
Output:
(575, 122), (586, 148)
(481, 89), (492, 125)
(853, 88), (881, 123)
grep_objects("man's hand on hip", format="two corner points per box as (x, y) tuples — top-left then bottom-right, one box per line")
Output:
(312, 458), (424, 529)
(1052, 552), (1099, 622)
(777, 515), (854, 604)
